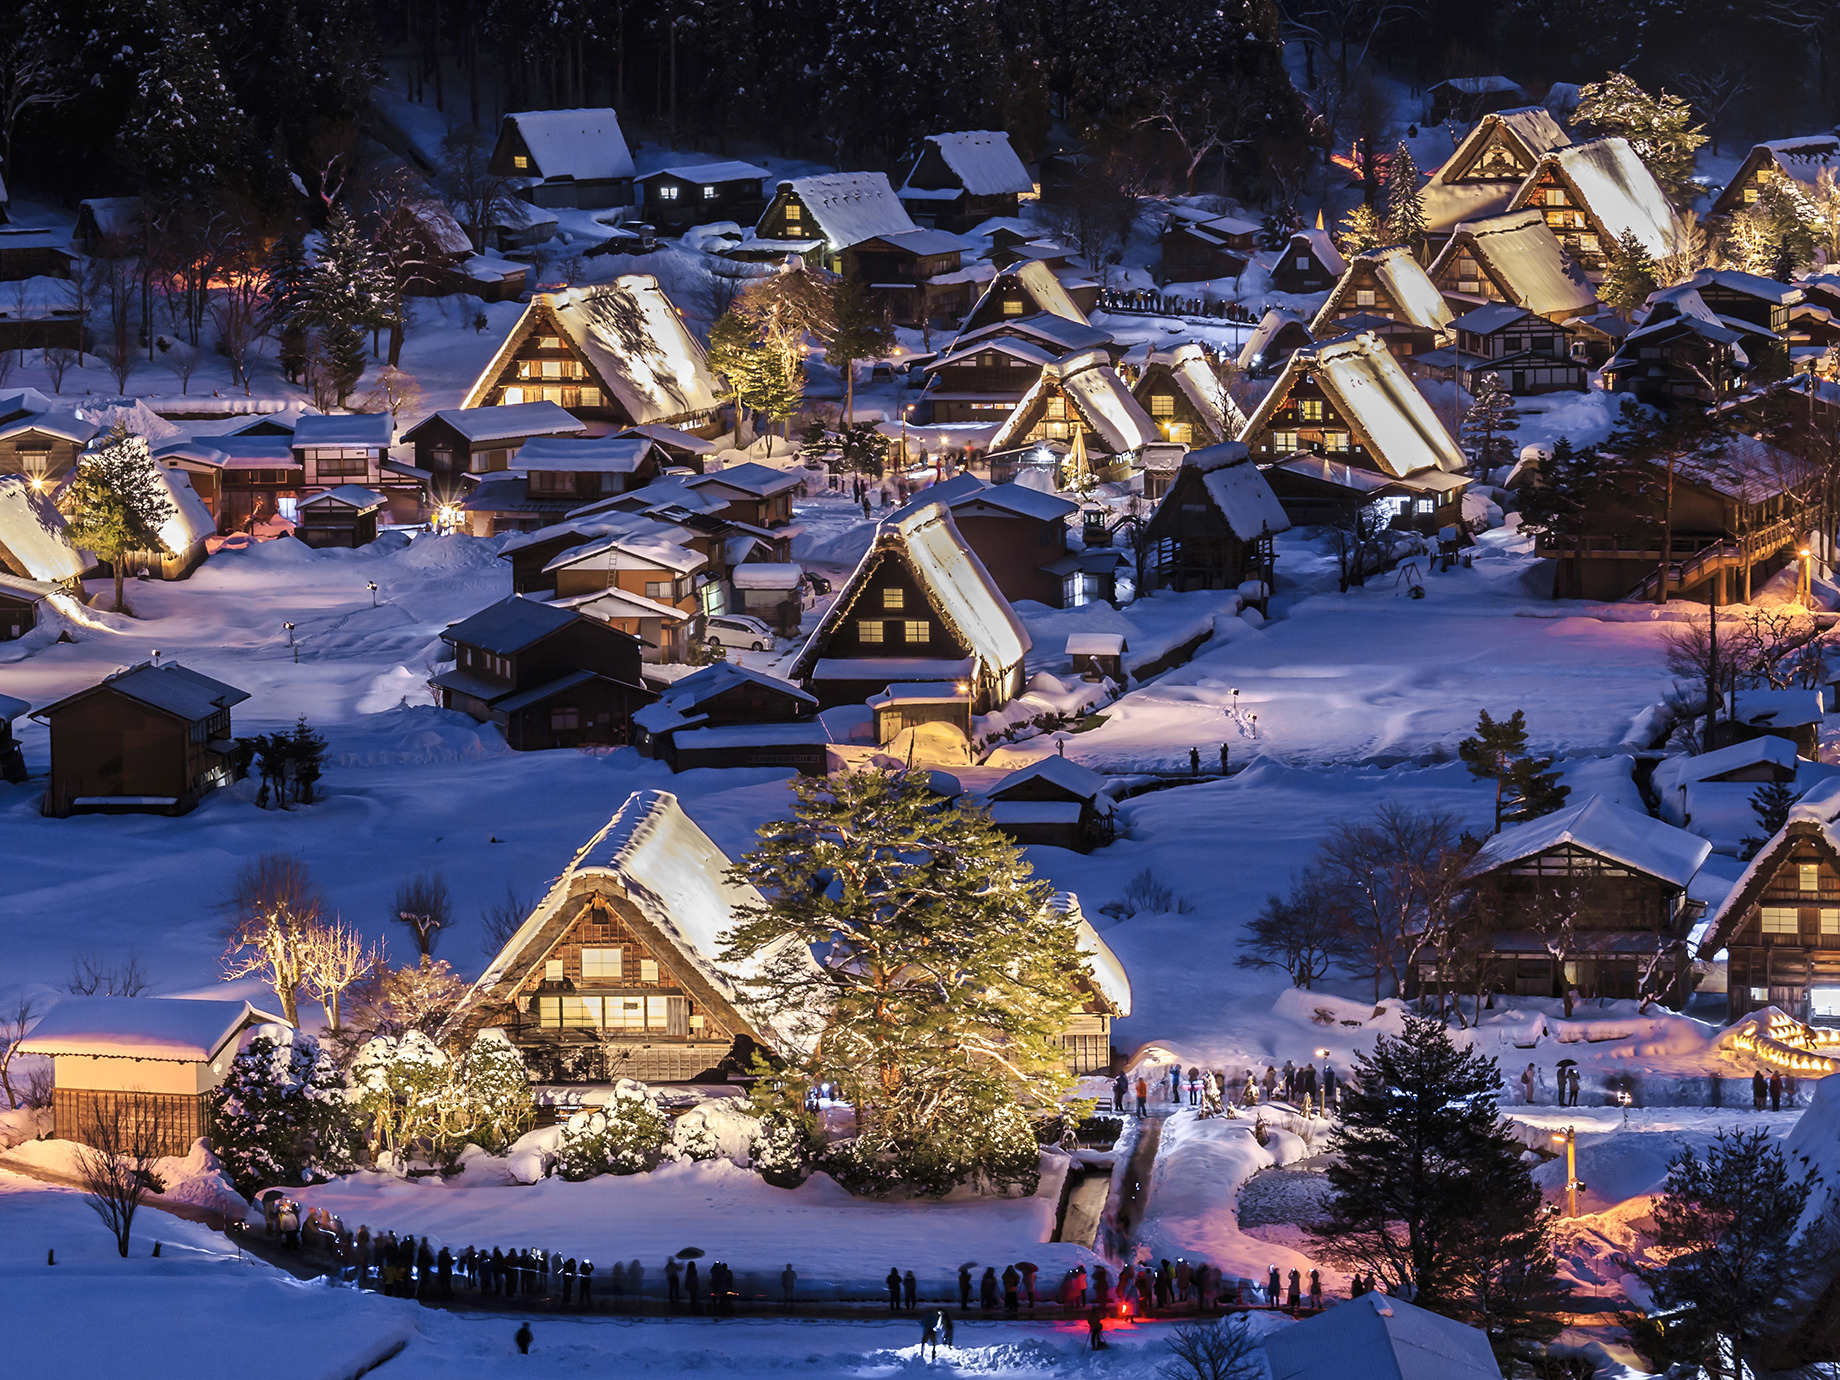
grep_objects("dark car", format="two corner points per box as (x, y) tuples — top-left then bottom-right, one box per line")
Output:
(584, 222), (658, 256)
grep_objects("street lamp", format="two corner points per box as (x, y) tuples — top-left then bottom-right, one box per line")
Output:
(903, 405), (914, 468)
(284, 621), (295, 647)
(367, 580), (379, 607)
(1552, 1126), (1578, 1218)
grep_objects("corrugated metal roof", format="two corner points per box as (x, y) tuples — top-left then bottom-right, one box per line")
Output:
(441, 595), (581, 655)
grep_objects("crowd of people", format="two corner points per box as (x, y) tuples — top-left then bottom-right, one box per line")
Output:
(1114, 1058), (1342, 1120)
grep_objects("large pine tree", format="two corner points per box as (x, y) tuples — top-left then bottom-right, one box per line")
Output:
(1458, 373), (1521, 476)
(1310, 1016), (1567, 1355)
(1384, 142), (1427, 254)
(722, 768), (1085, 1195)
(303, 208), (388, 404)
(63, 423), (177, 613)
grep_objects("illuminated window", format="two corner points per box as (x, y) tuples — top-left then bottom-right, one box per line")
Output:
(1743, 186), (1759, 204)
(1297, 399), (1323, 422)
(1802, 864), (1820, 893)
(502, 386), (523, 405)
(581, 948), (623, 979)
(1824, 909), (1840, 935)
(579, 386), (601, 407)
(1762, 907), (1800, 934)
(703, 185), (716, 199)
(538, 336), (561, 350)
(1270, 430), (1299, 452)
(1168, 422), (1191, 443)
(658, 186), (679, 200)
(542, 360), (563, 379)
(513, 154), (529, 170)
(640, 959), (659, 983)
(646, 996), (669, 1028)
(1046, 396), (1066, 420)
(903, 620), (929, 642)
(858, 619), (885, 643)
(881, 588), (904, 610)
(561, 995), (600, 1027)
(1324, 432), (1350, 452)
(1002, 298), (1024, 316)
(1149, 393), (1174, 417)
(604, 996), (646, 1029)
(1354, 289), (1375, 307)
(785, 203), (801, 222)
(1545, 188), (1566, 207)
(537, 996), (561, 1027)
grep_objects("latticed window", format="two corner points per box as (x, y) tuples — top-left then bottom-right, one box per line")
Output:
(1149, 393), (1174, 417)
(903, 620), (929, 642)
(858, 619), (885, 643)
(581, 948), (623, 979)
(1761, 907), (1799, 934)
(881, 587), (904, 609)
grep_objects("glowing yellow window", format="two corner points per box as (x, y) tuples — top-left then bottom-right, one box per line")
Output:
(1761, 907), (1799, 934)
(1802, 864), (1821, 893)
(858, 619), (885, 643)
(881, 588), (904, 610)
(513, 154), (529, 170)
(1297, 399), (1323, 422)
(903, 620), (929, 642)
(1149, 394), (1174, 417)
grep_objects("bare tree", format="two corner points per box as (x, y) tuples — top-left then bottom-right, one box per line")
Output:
(221, 854), (324, 1024)
(339, 958), (469, 1054)
(439, 124), (512, 253)
(392, 871), (452, 961)
(75, 1099), (166, 1257)
(1160, 1318), (1263, 1380)
(480, 885), (534, 951)
(1327, 497), (1392, 591)
(360, 365), (424, 426)
(0, 995), (38, 1109)
(42, 346), (73, 392)
(696, 254), (764, 323)
(167, 340), (201, 395)
(1235, 874), (1352, 988)
(67, 950), (148, 997)
(299, 918), (379, 1031)
(1675, 60), (1754, 156)
(0, 20), (73, 172)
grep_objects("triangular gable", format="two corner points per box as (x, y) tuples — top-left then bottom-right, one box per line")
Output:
(1437, 107), (1571, 186)
(1509, 138), (1681, 258)
(1426, 209), (1597, 319)
(988, 353), (1155, 454)
(1133, 344), (1247, 443)
(462, 296), (613, 411)
(1698, 816), (1840, 958)
(1311, 246), (1453, 337)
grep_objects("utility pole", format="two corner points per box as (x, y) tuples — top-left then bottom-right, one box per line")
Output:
(1656, 450), (1676, 605)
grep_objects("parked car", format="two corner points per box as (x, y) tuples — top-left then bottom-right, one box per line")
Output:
(704, 614), (777, 652)
(803, 572), (831, 596)
(585, 222), (658, 256)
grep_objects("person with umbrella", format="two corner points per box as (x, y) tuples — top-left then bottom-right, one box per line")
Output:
(1003, 1263), (1020, 1315)
(1018, 1260), (1037, 1308)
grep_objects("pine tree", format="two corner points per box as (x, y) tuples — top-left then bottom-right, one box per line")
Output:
(1628, 1127), (1815, 1379)
(458, 1029), (535, 1153)
(1384, 142), (1426, 254)
(1502, 755), (1570, 824)
(1459, 373), (1521, 476)
(208, 1031), (358, 1198)
(1459, 709), (1531, 833)
(1336, 202), (1383, 258)
(63, 423), (177, 613)
(826, 277), (896, 425)
(1309, 1015), (1567, 1333)
(722, 768), (1084, 1195)
(119, 3), (246, 194)
(265, 227), (315, 386)
(287, 715), (327, 804)
(303, 208), (387, 405)
(1574, 73), (1708, 206)
(1750, 780), (1797, 839)
(1600, 229), (1658, 311)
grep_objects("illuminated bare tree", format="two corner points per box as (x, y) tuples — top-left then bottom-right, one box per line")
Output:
(300, 919), (380, 1032)
(221, 854), (324, 1025)
(75, 1099), (166, 1257)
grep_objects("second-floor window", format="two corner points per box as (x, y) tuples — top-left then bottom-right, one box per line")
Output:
(581, 948), (623, 979)
(858, 619), (885, 643)
(881, 588), (904, 610)
(1149, 393), (1174, 418)
(903, 620), (929, 642)
(1801, 864), (1820, 893)
(1761, 907), (1798, 934)
(1297, 399), (1323, 422)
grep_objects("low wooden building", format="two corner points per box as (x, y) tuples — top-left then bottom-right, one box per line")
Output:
(462, 281), (722, 435)
(34, 662), (247, 818)
(1158, 211), (1257, 285)
(1, 690), (28, 782)
(1236, 308), (1312, 376)
(0, 227), (76, 280)
(1066, 632), (1126, 682)
(1311, 245), (1454, 352)
(789, 500), (1031, 711)
(1425, 796), (1711, 1009)
(1721, 688), (1826, 759)
(401, 401), (586, 498)
(17, 997), (288, 1158)
(1698, 782), (1840, 1022)
(730, 562), (806, 634)
(983, 757), (1116, 853)
(290, 412), (399, 504)
(73, 198), (144, 254)
(894, 476), (1079, 608)
(1130, 342), (1246, 446)
(920, 335), (1065, 425)
(636, 161), (771, 232)
(295, 485), (388, 549)
(489, 109), (635, 210)
(1140, 443), (1288, 594)
(898, 131), (1035, 233)
(746, 172), (919, 270)
(1710, 135), (1840, 221)
(0, 570), (52, 639)
(867, 680), (972, 749)
(961, 259), (1091, 336)
(845, 227), (974, 327)
(443, 788), (814, 1083)
(430, 596), (654, 750)
(1425, 208), (1597, 323)
(1268, 230), (1345, 294)
(1406, 302), (1587, 395)
(1507, 137), (1680, 278)
(1044, 892), (1132, 1074)
(633, 662), (819, 764)
(0, 390), (98, 485)
(686, 462), (802, 533)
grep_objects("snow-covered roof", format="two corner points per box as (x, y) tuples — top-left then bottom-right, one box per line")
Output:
(1435, 75), (1524, 96)
(441, 594), (582, 654)
(638, 161), (771, 186)
(990, 351), (1157, 455)
(1430, 208), (1597, 318)
(1652, 268), (1802, 310)
(1171, 442), (1291, 541)
(1316, 246), (1454, 338)
(1237, 308), (1310, 372)
(1046, 893), (1131, 1017)
(0, 398), (97, 446)
(953, 481), (1078, 522)
(951, 314), (1115, 357)
(298, 484), (388, 514)
(1730, 686), (1826, 728)
(1652, 736), (1800, 792)
(553, 585), (690, 626)
(1514, 138), (1681, 258)
(992, 259), (1090, 324)
(1238, 332), (1466, 477)
(1143, 342), (1247, 440)
(1699, 778), (1840, 957)
(1436, 106), (1571, 185)
(456, 788), (813, 1051)
(1466, 795), (1711, 888)
(0, 475), (89, 581)
(991, 755), (1111, 802)
(1451, 302), (1534, 335)
(0, 690), (29, 721)
(405, 401), (584, 445)
(515, 435), (654, 473)
(35, 661), (248, 725)
(690, 461), (802, 498)
(1262, 1290), (1504, 1380)
(1292, 229), (1346, 277)
(776, 172), (917, 248)
(543, 528), (704, 576)
(906, 131), (1033, 198)
(18, 997), (287, 1063)
(616, 423), (720, 456)
(292, 413), (393, 448)
(791, 501), (1029, 683)
(154, 467), (215, 553)
(1066, 632), (1125, 657)
(1420, 180), (1518, 236)
(77, 197), (144, 239)
(502, 109), (635, 183)
(730, 562), (802, 589)
(634, 662), (815, 734)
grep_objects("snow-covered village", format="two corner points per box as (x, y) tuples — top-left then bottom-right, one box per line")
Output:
(6, 4), (1840, 1379)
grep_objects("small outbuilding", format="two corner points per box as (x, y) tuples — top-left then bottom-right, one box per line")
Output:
(1066, 632), (1126, 682)
(295, 485), (388, 549)
(730, 562), (807, 634)
(489, 108), (636, 209)
(17, 997), (288, 1158)
(636, 161), (771, 231)
(985, 757), (1116, 853)
(868, 680), (973, 747)
(0, 570), (53, 639)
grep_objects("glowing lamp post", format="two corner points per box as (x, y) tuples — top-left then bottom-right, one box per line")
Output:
(1552, 1126), (1579, 1218)
(1799, 548), (1812, 604)
(367, 580), (379, 608)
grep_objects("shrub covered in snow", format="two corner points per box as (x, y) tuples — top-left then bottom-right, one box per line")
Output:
(555, 1080), (670, 1179)
(670, 1098), (760, 1165)
(458, 1029), (536, 1153)
(825, 1102), (1041, 1199)
(209, 1030), (359, 1198)
(349, 1030), (455, 1165)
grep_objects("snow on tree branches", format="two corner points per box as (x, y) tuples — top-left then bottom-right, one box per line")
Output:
(63, 423), (177, 614)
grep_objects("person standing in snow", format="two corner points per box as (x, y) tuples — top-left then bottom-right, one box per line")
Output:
(959, 1264), (973, 1311)
(1267, 1266), (1281, 1307)
(667, 1257), (681, 1305)
(1286, 1269), (1301, 1310)
(980, 1266), (1000, 1310)
(579, 1260), (593, 1310)
(1113, 1072), (1129, 1111)
(1282, 1060), (1296, 1101)
(888, 1266), (903, 1309)
(1201, 1070), (1219, 1117)
(1521, 1063), (1537, 1104)
(1135, 1077), (1149, 1116)
(1190, 746), (1201, 776)
(1261, 1066), (1277, 1102)
(1754, 1069), (1768, 1111)
(515, 1322), (532, 1355)
(1088, 1306), (1108, 1350)
(1219, 743), (1230, 774)
(1168, 1065), (1181, 1102)
(1187, 1066), (1200, 1105)
(1175, 1258), (1191, 1304)
(782, 1264), (797, 1309)
(1003, 1264), (1021, 1315)
(904, 1270), (917, 1310)
(1770, 1070), (1783, 1111)
(685, 1259), (700, 1312)
(1567, 1066), (1581, 1107)
(1019, 1261), (1037, 1308)
(1308, 1269), (1322, 1310)
(1120, 1263), (1139, 1314)
(1300, 1063), (1318, 1104)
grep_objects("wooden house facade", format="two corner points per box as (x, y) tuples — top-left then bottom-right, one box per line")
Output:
(16, 998), (287, 1159)
(488, 109), (635, 210)
(636, 162), (771, 232)
(1157, 212), (1257, 284)
(430, 596), (654, 750)
(400, 402), (586, 498)
(961, 259), (1092, 335)
(1130, 342), (1246, 446)
(1418, 107), (1573, 240)
(444, 789), (807, 1084)
(0, 227), (76, 281)
(1425, 208), (1597, 323)
(897, 131), (1035, 233)
(843, 228), (973, 327)
(632, 662), (820, 769)
(747, 173), (919, 270)
(1310, 246), (1454, 353)
(987, 350), (1159, 468)
(1698, 792), (1840, 1022)
(0, 394), (97, 485)
(295, 485), (387, 549)
(0, 572), (51, 640)
(1406, 302), (1587, 396)
(894, 476), (1079, 608)
(34, 662), (247, 818)
(1709, 136), (1840, 221)
(921, 336), (1062, 424)
(1268, 230), (1345, 294)
(789, 501), (1030, 711)
(1507, 138), (1681, 278)
(1140, 443), (1288, 594)
(983, 757), (1116, 854)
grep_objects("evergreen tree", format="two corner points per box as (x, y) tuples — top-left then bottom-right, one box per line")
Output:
(1724, 173), (1819, 281)
(1627, 1127), (1815, 1380)
(265, 227), (315, 386)
(1749, 780), (1797, 839)
(1459, 709), (1531, 833)
(722, 768), (1085, 1196)
(1600, 229), (1658, 311)
(1502, 755), (1570, 825)
(743, 1051), (819, 1188)
(302, 208), (387, 405)
(1336, 202), (1383, 258)
(1574, 73), (1708, 206)
(826, 277), (896, 425)
(458, 1029), (535, 1153)
(1458, 374), (1521, 476)
(119, 3), (246, 194)
(63, 423), (177, 613)
(208, 1031), (358, 1199)
(1383, 142), (1426, 254)
(287, 715), (327, 803)
(1310, 1016), (1567, 1338)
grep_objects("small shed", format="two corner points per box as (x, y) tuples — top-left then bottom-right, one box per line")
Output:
(633, 662), (819, 765)
(295, 485), (388, 549)
(0, 570), (53, 639)
(731, 561), (807, 634)
(17, 997), (289, 1158)
(869, 681), (972, 746)
(669, 721), (831, 774)
(1723, 689), (1827, 758)
(1066, 632), (1126, 683)
(985, 757), (1116, 853)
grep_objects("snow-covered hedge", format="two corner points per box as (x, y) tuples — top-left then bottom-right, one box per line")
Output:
(556, 1080), (671, 1179)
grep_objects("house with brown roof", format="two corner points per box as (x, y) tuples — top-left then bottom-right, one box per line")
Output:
(1158, 209), (1258, 284)
(1419, 107), (1573, 241)
(1139, 443), (1288, 594)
